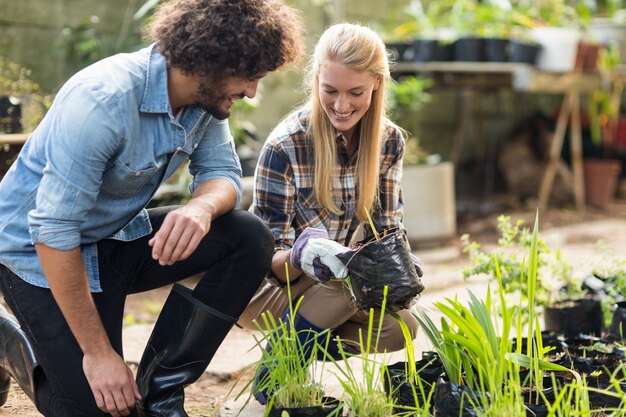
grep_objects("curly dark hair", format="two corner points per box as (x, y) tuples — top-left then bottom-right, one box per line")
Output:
(146, 0), (304, 78)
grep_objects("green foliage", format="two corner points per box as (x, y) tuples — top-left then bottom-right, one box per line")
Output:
(0, 58), (52, 133)
(330, 287), (395, 417)
(391, 312), (435, 416)
(230, 97), (260, 148)
(388, 76), (433, 165)
(591, 240), (626, 323)
(461, 215), (579, 321)
(389, 0), (456, 39)
(251, 295), (330, 410)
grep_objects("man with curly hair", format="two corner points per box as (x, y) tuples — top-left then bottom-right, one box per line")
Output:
(0, 0), (303, 416)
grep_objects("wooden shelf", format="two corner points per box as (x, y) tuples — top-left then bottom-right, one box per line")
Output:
(393, 62), (603, 93)
(0, 133), (29, 145)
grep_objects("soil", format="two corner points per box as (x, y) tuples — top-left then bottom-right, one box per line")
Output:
(3, 198), (626, 416)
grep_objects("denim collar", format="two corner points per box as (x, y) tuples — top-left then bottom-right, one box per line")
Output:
(139, 43), (171, 114)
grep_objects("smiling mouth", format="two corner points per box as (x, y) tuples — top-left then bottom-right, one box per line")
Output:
(333, 110), (353, 118)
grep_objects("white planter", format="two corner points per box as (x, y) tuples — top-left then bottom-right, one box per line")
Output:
(530, 26), (581, 72)
(401, 162), (456, 245)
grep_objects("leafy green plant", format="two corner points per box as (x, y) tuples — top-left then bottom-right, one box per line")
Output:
(0, 58), (52, 133)
(388, 313), (435, 416)
(330, 287), (395, 417)
(461, 215), (580, 322)
(587, 42), (622, 153)
(233, 265), (337, 416)
(416, 285), (527, 413)
(389, 0), (456, 40)
(591, 240), (626, 324)
(388, 76), (433, 166)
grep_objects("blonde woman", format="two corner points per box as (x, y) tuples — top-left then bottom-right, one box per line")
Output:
(238, 23), (423, 404)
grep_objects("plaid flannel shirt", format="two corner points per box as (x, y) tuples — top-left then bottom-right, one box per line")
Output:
(251, 109), (405, 251)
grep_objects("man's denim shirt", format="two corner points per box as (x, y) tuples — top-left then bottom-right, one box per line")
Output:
(0, 44), (243, 292)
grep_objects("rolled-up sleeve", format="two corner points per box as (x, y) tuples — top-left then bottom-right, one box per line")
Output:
(188, 116), (243, 205)
(28, 82), (122, 250)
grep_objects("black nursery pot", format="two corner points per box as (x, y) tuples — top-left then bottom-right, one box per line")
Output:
(453, 37), (484, 62)
(508, 40), (541, 65)
(336, 228), (424, 313)
(483, 37), (508, 62)
(385, 41), (413, 63)
(543, 298), (604, 337)
(383, 356), (444, 412)
(405, 39), (452, 62)
(267, 397), (342, 417)
(609, 301), (626, 341)
(433, 381), (486, 417)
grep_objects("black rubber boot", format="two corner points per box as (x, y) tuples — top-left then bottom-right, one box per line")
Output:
(0, 304), (38, 405)
(136, 284), (237, 417)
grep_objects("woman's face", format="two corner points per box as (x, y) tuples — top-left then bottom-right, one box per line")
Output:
(318, 61), (380, 140)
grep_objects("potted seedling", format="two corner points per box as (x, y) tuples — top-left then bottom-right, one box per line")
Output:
(462, 215), (605, 337)
(235, 267), (342, 417)
(382, 314), (438, 416)
(329, 288), (395, 417)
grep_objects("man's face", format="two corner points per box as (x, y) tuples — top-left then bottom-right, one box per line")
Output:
(194, 75), (263, 119)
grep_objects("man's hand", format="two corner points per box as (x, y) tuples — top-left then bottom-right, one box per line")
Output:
(83, 349), (141, 417)
(290, 227), (350, 282)
(149, 205), (212, 266)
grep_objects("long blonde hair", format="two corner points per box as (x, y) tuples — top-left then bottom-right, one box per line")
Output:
(307, 23), (390, 222)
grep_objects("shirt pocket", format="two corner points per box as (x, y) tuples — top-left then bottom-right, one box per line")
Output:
(100, 160), (159, 196)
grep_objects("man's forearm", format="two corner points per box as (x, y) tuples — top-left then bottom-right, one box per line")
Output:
(189, 178), (238, 220)
(35, 244), (112, 356)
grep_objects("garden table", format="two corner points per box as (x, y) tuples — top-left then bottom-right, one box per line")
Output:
(392, 62), (604, 211)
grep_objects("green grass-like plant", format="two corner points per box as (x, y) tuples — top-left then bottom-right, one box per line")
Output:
(330, 287), (395, 417)
(234, 264), (336, 415)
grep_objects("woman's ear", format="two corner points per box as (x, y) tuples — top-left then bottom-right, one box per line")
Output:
(373, 75), (382, 91)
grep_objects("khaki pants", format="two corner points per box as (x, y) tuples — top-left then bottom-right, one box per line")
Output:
(238, 275), (419, 353)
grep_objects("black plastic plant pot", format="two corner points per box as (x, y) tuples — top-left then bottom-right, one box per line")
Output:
(453, 37), (484, 62)
(433, 381), (487, 417)
(554, 347), (625, 375)
(508, 40), (541, 65)
(543, 298), (604, 337)
(385, 41), (413, 63)
(587, 381), (626, 409)
(436, 42), (455, 62)
(405, 39), (440, 62)
(382, 358), (443, 413)
(267, 397), (343, 417)
(483, 37), (508, 62)
(336, 228), (424, 313)
(609, 301), (626, 341)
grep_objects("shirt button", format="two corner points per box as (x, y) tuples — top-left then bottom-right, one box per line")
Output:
(193, 143), (198, 148)
(176, 146), (182, 151)
(134, 172), (141, 177)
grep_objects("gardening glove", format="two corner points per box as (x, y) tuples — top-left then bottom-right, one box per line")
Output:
(290, 227), (350, 282)
(409, 253), (424, 278)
